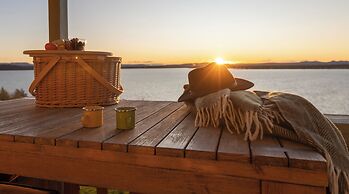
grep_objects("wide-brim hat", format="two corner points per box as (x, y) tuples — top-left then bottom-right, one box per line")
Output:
(178, 64), (254, 102)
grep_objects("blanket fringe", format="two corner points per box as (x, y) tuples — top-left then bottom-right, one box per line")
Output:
(325, 151), (349, 194)
(194, 94), (282, 141)
(194, 90), (349, 194)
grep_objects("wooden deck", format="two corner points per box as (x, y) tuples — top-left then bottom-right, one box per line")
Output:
(0, 99), (348, 194)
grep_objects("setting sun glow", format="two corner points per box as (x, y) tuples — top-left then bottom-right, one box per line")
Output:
(215, 58), (226, 65)
(215, 58), (236, 65)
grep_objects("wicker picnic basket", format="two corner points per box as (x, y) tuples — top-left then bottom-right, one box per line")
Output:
(24, 50), (123, 107)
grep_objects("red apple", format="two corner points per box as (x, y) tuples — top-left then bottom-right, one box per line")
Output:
(45, 42), (57, 50)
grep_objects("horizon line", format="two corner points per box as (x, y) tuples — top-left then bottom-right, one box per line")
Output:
(2, 60), (349, 66)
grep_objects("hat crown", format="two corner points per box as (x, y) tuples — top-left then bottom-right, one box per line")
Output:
(188, 64), (236, 96)
(177, 63), (254, 102)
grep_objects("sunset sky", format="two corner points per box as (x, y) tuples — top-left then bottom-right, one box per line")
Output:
(0, 0), (348, 64)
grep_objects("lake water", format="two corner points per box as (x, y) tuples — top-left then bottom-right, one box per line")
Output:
(0, 69), (348, 114)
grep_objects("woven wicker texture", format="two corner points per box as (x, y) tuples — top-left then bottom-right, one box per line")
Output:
(27, 52), (122, 107)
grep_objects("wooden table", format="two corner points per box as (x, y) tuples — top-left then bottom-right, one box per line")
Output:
(0, 99), (347, 194)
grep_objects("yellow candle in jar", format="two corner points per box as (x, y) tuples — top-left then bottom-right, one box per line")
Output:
(115, 107), (136, 130)
(81, 106), (104, 128)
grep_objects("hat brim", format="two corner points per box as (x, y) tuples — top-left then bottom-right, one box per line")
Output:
(178, 78), (254, 102)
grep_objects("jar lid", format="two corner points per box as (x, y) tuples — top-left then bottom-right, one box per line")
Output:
(115, 107), (136, 112)
(83, 106), (104, 111)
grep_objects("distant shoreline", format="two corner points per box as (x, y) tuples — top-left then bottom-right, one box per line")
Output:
(1, 61), (349, 70)
(121, 65), (349, 69)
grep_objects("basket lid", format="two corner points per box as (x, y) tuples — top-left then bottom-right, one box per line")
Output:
(23, 50), (112, 56)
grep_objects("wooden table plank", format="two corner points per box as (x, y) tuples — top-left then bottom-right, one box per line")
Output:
(31, 101), (136, 145)
(156, 113), (198, 157)
(0, 107), (63, 142)
(217, 131), (251, 163)
(54, 100), (137, 147)
(0, 98), (34, 113)
(103, 102), (183, 152)
(35, 101), (169, 146)
(250, 135), (288, 167)
(0, 144), (261, 194)
(132, 101), (173, 122)
(55, 101), (168, 148)
(32, 102), (128, 146)
(278, 138), (326, 170)
(14, 108), (82, 143)
(78, 101), (172, 149)
(128, 105), (189, 155)
(0, 99), (35, 116)
(0, 141), (328, 188)
(0, 105), (40, 130)
(185, 126), (223, 160)
(0, 104), (55, 128)
(262, 181), (326, 194)
(52, 105), (121, 148)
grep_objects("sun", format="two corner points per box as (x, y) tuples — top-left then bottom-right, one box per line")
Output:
(214, 57), (237, 65)
(215, 57), (225, 65)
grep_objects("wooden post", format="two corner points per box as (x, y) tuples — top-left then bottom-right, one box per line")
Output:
(48, 0), (68, 42)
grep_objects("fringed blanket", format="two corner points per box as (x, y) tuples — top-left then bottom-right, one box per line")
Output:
(193, 89), (349, 194)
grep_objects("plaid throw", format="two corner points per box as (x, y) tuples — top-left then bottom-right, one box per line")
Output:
(193, 89), (349, 194)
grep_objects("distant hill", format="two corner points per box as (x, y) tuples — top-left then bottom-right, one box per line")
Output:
(123, 61), (349, 69)
(122, 63), (194, 68)
(0, 63), (33, 70)
(227, 61), (349, 69)
(1, 61), (349, 70)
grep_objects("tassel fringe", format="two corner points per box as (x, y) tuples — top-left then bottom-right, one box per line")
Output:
(193, 90), (349, 194)
(195, 94), (283, 141)
(325, 152), (349, 194)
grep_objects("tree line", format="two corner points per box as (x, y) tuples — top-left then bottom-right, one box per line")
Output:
(0, 87), (27, 100)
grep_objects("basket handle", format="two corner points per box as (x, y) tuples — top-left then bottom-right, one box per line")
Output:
(29, 56), (60, 96)
(76, 57), (123, 95)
